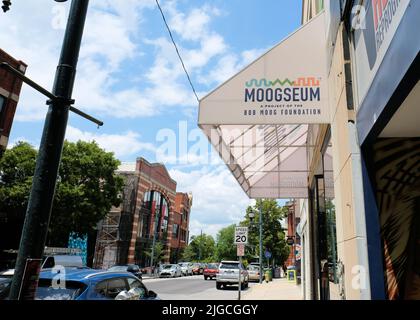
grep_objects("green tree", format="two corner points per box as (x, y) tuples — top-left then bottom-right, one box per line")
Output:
(49, 140), (124, 246)
(182, 233), (215, 262)
(242, 199), (289, 267)
(0, 140), (124, 258)
(0, 142), (37, 251)
(215, 224), (237, 261)
(145, 242), (165, 266)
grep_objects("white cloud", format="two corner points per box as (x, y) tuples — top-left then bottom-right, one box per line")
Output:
(169, 165), (253, 239)
(65, 126), (156, 158)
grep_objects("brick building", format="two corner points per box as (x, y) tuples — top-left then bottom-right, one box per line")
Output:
(94, 158), (192, 269)
(0, 48), (27, 156)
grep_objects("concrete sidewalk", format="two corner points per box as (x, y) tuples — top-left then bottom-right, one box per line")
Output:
(243, 278), (302, 300)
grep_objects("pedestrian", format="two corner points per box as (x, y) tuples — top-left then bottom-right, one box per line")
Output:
(283, 264), (287, 278)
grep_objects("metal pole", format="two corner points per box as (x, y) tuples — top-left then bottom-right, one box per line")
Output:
(9, 0), (89, 300)
(259, 200), (263, 284)
(238, 255), (242, 300)
(150, 210), (160, 275)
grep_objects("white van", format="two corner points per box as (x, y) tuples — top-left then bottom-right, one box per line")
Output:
(41, 255), (84, 269)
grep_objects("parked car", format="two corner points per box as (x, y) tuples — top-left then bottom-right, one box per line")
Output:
(0, 269), (14, 300)
(203, 263), (219, 280)
(216, 261), (248, 290)
(159, 264), (182, 278)
(178, 262), (193, 276)
(108, 265), (142, 280)
(41, 255), (84, 269)
(247, 264), (260, 282)
(35, 268), (159, 300)
(192, 263), (204, 275)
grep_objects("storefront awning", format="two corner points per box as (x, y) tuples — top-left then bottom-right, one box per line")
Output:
(198, 12), (329, 199)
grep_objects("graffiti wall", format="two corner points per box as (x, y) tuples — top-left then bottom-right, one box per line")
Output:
(373, 138), (420, 299)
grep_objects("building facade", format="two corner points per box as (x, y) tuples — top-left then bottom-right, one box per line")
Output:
(198, 0), (419, 300)
(301, 0), (420, 300)
(94, 158), (192, 269)
(0, 48), (27, 156)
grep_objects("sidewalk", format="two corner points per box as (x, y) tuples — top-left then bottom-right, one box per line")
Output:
(243, 278), (302, 300)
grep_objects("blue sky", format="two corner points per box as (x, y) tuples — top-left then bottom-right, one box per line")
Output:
(1, 0), (301, 238)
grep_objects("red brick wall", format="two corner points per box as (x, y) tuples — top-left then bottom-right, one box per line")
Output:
(0, 49), (27, 150)
(127, 158), (177, 264)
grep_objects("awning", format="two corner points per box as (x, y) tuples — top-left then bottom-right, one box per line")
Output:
(198, 12), (329, 199)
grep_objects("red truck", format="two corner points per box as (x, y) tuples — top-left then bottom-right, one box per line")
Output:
(203, 263), (219, 280)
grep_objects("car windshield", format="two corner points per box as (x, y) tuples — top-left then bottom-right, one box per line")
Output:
(207, 264), (218, 269)
(179, 263), (188, 267)
(108, 266), (127, 272)
(35, 280), (86, 300)
(248, 265), (259, 271)
(220, 263), (239, 269)
(163, 265), (175, 269)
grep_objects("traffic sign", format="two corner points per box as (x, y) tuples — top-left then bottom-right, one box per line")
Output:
(234, 227), (248, 244)
(264, 250), (272, 259)
(237, 244), (245, 257)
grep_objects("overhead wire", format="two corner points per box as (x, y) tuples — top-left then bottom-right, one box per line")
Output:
(155, 0), (200, 103)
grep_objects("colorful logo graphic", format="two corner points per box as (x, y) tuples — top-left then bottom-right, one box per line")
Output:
(244, 77), (321, 103)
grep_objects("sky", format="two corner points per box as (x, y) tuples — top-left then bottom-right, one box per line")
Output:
(0, 0), (302, 239)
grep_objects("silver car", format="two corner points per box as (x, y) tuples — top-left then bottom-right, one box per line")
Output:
(158, 264), (182, 278)
(247, 264), (261, 282)
(216, 261), (249, 290)
(178, 262), (193, 276)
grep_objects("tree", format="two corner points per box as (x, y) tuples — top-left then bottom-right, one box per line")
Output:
(215, 224), (237, 261)
(145, 242), (165, 266)
(242, 199), (289, 267)
(0, 140), (124, 265)
(182, 233), (215, 262)
(0, 142), (37, 255)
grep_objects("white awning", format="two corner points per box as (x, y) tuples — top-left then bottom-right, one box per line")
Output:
(198, 12), (329, 199)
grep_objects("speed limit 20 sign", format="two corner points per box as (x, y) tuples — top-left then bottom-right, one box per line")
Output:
(234, 227), (248, 244)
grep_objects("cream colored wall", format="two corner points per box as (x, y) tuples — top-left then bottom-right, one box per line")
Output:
(328, 24), (371, 300)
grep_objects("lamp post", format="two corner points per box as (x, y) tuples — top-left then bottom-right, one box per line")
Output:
(8, 0), (91, 300)
(248, 202), (263, 284)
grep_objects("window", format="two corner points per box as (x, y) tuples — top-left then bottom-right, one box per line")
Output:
(142, 191), (152, 209)
(105, 278), (128, 299)
(0, 95), (5, 128)
(161, 198), (169, 233)
(127, 278), (147, 299)
(173, 224), (179, 238)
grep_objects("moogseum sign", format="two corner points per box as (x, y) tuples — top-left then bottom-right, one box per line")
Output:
(199, 11), (330, 125)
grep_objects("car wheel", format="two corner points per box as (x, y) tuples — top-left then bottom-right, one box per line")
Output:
(216, 282), (222, 290)
(204, 276), (208, 280)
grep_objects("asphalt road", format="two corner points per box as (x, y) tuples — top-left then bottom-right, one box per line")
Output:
(143, 275), (257, 300)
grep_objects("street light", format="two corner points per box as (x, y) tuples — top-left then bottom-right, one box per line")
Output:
(247, 203), (263, 284)
(8, 0), (94, 300)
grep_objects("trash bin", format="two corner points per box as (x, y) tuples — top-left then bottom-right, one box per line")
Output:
(264, 269), (273, 282)
(274, 267), (281, 278)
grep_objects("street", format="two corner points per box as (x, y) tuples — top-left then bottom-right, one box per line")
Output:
(143, 275), (257, 300)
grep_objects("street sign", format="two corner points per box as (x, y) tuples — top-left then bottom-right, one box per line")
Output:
(234, 227), (248, 244)
(237, 244), (245, 257)
(264, 250), (272, 259)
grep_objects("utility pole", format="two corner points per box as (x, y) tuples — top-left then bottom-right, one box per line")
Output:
(8, 0), (90, 300)
(259, 200), (263, 284)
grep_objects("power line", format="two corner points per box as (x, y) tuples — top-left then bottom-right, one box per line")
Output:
(155, 0), (200, 103)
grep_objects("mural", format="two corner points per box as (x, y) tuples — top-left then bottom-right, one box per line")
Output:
(373, 138), (420, 299)
(68, 232), (88, 266)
